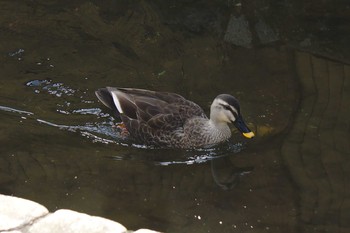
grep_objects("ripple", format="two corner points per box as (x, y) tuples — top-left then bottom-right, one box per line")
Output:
(103, 139), (246, 167)
(72, 108), (102, 116)
(0, 105), (34, 116)
(8, 48), (25, 57)
(36, 118), (127, 145)
(25, 79), (52, 87)
(8, 48), (25, 61)
(35, 114), (246, 166)
(43, 82), (76, 97)
(26, 79), (76, 97)
(152, 142), (244, 165)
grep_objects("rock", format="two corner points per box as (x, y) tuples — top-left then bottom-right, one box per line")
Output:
(0, 195), (48, 231)
(255, 18), (279, 44)
(22, 209), (127, 233)
(224, 15), (252, 48)
(0, 194), (161, 233)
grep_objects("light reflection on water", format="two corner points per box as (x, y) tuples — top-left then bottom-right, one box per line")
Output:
(0, 105), (34, 116)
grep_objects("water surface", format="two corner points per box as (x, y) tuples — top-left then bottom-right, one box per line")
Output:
(1, 1), (350, 232)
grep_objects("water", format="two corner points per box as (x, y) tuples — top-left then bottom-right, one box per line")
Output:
(1, 1), (350, 232)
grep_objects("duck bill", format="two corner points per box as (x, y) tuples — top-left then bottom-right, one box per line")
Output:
(233, 115), (255, 139)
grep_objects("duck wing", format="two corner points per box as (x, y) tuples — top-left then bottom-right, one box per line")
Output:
(95, 87), (207, 134)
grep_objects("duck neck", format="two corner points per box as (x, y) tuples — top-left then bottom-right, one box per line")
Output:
(207, 119), (232, 143)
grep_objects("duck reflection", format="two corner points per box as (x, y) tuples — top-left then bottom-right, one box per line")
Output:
(210, 155), (253, 190)
(104, 141), (254, 190)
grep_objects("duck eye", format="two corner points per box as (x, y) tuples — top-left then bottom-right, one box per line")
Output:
(223, 105), (231, 110)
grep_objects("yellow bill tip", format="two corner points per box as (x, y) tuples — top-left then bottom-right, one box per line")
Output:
(243, 131), (255, 139)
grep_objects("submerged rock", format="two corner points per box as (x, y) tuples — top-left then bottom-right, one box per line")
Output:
(255, 18), (279, 44)
(224, 15), (252, 48)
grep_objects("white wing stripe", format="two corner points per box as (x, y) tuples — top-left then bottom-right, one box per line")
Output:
(111, 92), (123, 113)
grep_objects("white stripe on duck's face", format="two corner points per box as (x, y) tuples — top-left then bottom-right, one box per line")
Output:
(210, 98), (239, 124)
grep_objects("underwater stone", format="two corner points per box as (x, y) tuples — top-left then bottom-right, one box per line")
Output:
(255, 18), (279, 44)
(224, 15), (252, 48)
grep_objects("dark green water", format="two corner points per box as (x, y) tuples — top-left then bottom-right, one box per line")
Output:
(1, 1), (350, 232)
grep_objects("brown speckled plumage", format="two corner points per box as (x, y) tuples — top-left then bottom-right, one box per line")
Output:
(95, 87), (254, 149)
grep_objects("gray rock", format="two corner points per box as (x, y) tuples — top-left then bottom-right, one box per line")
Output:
(224, 15), (252, 48)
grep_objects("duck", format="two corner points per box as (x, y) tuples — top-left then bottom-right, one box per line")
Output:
(95, 87), (254, 149)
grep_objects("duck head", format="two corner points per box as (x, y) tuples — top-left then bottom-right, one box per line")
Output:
(210, 94), (255, 139)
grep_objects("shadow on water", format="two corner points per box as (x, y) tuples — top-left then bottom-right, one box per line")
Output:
(1, 0), (350, 232)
